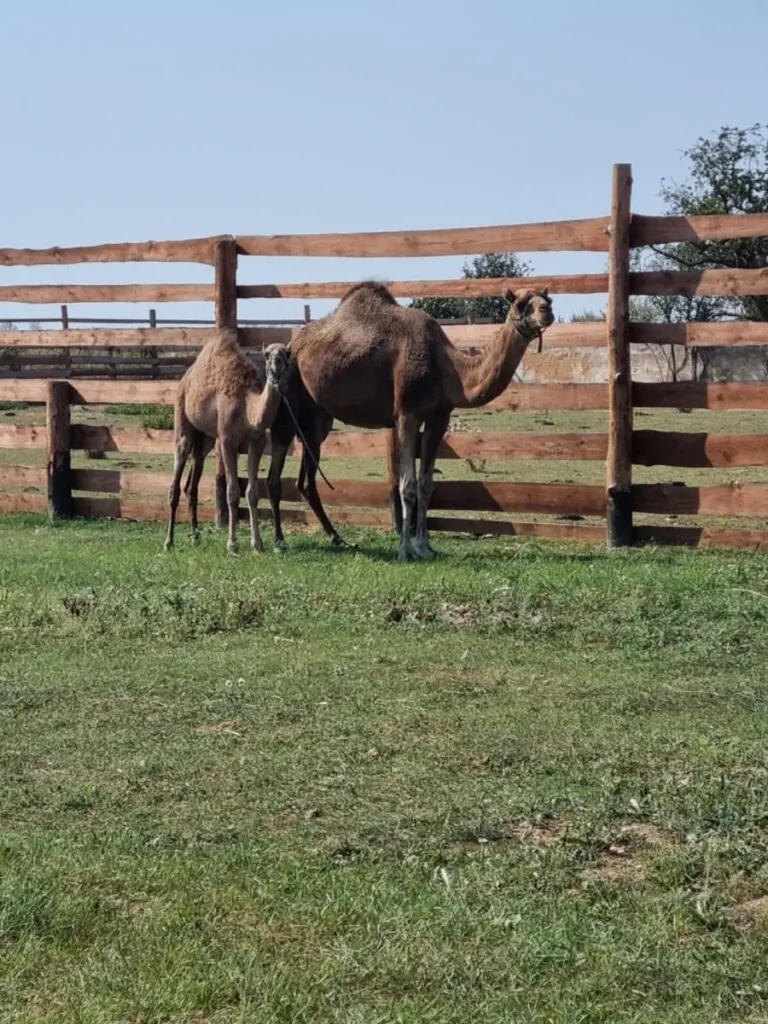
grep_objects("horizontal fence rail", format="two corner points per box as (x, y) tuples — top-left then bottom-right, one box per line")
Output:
(235, 219), (612, 256)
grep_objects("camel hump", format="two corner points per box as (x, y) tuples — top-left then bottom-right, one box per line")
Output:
(340, 281), (397, 306)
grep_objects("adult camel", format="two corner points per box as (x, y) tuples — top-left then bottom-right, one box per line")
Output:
(268, 282), (554, 561)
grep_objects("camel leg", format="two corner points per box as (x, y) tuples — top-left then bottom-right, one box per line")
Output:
(214, 440), (228, 530)
(220, 439), (241, 554)
(414, 410), (450, 560)
(165, 430), (193, 551)
(395, 414), (420, 563)
(246, 435), (267, 552)
(267, 428), (293, 551)
(297, 414), (346, 546)
(186, 435), (214, 542)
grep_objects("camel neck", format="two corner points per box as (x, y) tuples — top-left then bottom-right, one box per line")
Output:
(449, 318), (532, 408)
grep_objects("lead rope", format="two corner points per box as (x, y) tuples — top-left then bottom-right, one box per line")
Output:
(271, 371), (335, 492)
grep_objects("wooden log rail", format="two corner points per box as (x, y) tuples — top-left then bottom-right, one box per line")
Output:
(4, 267), (768, 306)
(2, 211), (767, 269)
(7, 378), (768, 411)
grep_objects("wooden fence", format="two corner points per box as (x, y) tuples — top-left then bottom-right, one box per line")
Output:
(3, 162), (768, 550)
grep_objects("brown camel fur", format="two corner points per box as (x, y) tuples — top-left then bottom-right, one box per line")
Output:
(165, 331), (290, 553)
(277, 282), (554, 560)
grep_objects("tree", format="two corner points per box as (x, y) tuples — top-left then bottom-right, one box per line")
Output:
(633, 124), (768, 324)
(411, 252), (531, 323)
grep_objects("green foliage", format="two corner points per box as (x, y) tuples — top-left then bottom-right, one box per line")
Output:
(633, 124), (768, 324)
(411, 251), (532, 323)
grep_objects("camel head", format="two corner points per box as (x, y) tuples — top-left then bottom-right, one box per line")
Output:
(503, 287), (554, 341)
(264, 343), (291, 388)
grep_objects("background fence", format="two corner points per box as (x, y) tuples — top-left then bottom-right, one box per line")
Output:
(3, 162), (768, 549)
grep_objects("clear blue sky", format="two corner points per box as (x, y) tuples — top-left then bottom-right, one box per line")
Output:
(4, 0), (768, 325)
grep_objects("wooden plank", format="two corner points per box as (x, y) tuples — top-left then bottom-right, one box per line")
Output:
(70, 426), (176, 454)
(47, 381), (72, 518)
(0, 322), (603, 351)
(426, 517), (606, 541)
(0, 238), (218, 266)
(633, 430), (768, 468)
(634, 381), (768, 410)
(438, 432), (608, 460)
(0, 425), (46, 448)
(633, 482), (768, 517)
(631, 268), (768, 298)
(0, 493), (48, 514)
(0, 380), (47, 402)
(63, 493), (607, 542)
(0, 284), (215, 305)
(634, 524), (768, 551)
(430, 481), (605, 515)
(237, 273), (609, 301)
(632, 321), (768, 348)
(236, 218), (611, 258)
(68, 467), (605, 516)
(0, 379), (179, 405)
(0, 465), (46, 489)
(632, 213), (768, 246)
(0, 328), (219, 349)
(606, 163), (634, 547)
(0, 380), (607, 415)
(70, 381), (178, 405)
(67, 426), (607, 461)
(491, 383), (609, 411)
(446, 321), (606, 349)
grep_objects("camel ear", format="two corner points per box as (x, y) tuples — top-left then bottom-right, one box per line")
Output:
(503, 288), (515, 303)
(541, 287), (549, 299)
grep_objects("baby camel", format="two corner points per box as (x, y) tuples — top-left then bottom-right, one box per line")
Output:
(164, 331), (290, 553)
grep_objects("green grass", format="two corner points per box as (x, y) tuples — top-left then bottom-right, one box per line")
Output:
(104, 403), (175, 431)
(2, 513), (768, 1021)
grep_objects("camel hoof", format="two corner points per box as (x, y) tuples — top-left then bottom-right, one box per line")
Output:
(190, 531), (201, 546)
(164, 539), (173, 552)
(398, 546), (418, 563)
(330, 534), (355, 550)
(274, 540), (287, 553)
(416, 548), (437, 562)
(227, 542), (238, 556)
(251, 540), (265, 553)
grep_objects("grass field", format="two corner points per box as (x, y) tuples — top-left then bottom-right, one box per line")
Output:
(3, 514), (768, 1021)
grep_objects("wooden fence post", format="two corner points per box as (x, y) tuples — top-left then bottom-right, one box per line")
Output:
(214, 237), (238, 528)
(47, 380), (72, 519)
(606, 163), (633, 547)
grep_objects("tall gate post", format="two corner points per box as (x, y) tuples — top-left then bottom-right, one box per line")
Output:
(47, 380), (73, 520)
(606, 163), (634, 547)
(213, 237), (238, 529)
